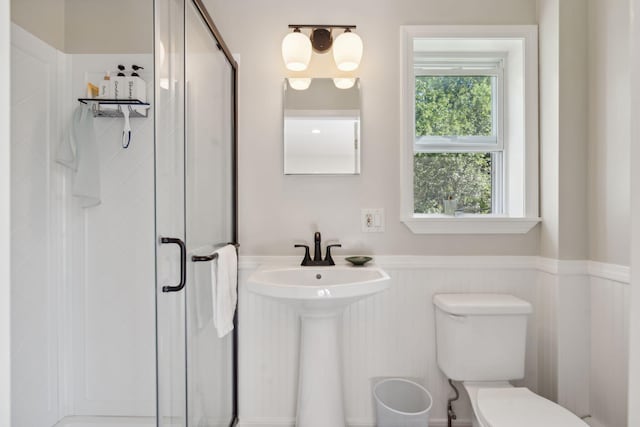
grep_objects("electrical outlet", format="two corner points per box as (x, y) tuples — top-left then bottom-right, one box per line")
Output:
(362, 208), (384, 232)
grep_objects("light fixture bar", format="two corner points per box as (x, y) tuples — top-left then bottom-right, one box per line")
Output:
(288, 25), (356, 30)
(282, 24), (363, 71)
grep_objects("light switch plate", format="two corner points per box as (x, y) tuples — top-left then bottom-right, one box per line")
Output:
(362, 208), (385, 232)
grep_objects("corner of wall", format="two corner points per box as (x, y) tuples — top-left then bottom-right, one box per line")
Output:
(628, 1), (640, 424)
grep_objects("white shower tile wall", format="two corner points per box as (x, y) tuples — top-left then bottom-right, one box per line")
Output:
(10, 23), (66, 427)
(11, 23), (157, 423)
(68, 54), (156, 416)
(237, 256), (630, 427)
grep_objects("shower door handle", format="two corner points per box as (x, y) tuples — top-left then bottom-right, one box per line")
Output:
(160, 237), (187, 293)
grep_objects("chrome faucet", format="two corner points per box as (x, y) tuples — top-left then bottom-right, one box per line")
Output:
(295, 232), (341, 266)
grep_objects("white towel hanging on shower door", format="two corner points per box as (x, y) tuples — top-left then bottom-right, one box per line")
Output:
(210, 244), (238, 338)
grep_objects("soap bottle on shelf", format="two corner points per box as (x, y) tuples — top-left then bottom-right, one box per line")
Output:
(99, 71), (111, 98)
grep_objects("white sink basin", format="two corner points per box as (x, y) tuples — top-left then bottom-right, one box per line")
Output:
(247, 263), (390, 427)
(247, 265), (390, 307)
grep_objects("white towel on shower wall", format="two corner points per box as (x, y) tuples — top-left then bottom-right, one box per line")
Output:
(56, 104), (101, 207)
(211, 244), (238, 338)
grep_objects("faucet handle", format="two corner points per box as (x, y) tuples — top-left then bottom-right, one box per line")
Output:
(324, 244), (342, 266)
(294, 244), (312, 266)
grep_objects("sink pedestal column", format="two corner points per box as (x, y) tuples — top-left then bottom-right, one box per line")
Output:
(296, 312), (345, 427)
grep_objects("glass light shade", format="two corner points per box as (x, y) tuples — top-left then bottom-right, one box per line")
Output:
(282, 31), (312, 71)
(288, 77), (312, 90)
(332, 31), (363, 71)
(333, 77), (356, 89)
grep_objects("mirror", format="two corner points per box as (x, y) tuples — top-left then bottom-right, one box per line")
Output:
(283, 78), (361, 175)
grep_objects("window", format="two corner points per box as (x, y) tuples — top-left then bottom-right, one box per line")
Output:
(414, 59), (502, 215)
(400, 26), (540, 234)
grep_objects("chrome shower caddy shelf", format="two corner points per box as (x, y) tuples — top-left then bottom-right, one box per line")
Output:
(78, 98), (151, 118)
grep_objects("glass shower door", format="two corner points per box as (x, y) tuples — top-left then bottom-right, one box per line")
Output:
(155, 0), (187, 425)
(155, 0), (237, 425)
(185, 1), (236, 426)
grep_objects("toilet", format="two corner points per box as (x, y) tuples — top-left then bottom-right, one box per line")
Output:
(433, 293), (588, 427)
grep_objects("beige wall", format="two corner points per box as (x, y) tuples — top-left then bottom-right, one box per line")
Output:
(558, 0), (588, 260)
(206, 0), (540, 256)
(11, 0), (65, 50)
(538, 0), (589, 261)
(11, 0), (151, 53)
(10, 0), (626, 259)
(64, 0), (152, 54)
(538, 0), (561, 259)
(588, 0), (631, 265)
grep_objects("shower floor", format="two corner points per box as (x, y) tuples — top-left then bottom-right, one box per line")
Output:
(54, 416), (156, 427)
(54, 416), (227, 427)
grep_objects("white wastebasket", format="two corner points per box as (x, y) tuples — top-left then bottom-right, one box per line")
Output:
(373, 378), (433, 427)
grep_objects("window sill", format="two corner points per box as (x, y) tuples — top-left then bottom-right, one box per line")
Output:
(401, 215), (541, 234)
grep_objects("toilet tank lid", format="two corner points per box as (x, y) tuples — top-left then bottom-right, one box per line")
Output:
(433, 293), (533, 315)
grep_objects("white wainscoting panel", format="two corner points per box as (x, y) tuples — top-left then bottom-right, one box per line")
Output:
(590, 275), (630, 427)
(536, 270), (559, 403)
(535, 259), (631, 423)
(238, 257), (540, 427)
(10, 24), (65, 427)
(556, 274), (591, 418)
(536, 259), (592, 417)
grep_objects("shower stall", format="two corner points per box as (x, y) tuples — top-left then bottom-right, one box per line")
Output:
(9, 0), (238, 425)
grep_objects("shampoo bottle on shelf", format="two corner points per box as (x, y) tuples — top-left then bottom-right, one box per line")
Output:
(112, 75), (126, 99)
(125, 76), (146, 101)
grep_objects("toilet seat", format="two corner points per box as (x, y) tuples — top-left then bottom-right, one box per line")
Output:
(476, 387), (588, 427)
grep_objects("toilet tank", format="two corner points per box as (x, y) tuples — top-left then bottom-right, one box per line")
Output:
(433, 293), (533, 382)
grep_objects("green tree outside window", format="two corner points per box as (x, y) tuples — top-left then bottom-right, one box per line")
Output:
(414, 76), (494, 214)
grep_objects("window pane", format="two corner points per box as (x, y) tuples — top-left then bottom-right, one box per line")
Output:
(415, 76), (494, 138)
(414, 152), (493, 214)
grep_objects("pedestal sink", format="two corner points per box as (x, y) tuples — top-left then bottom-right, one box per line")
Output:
(247, 264), (391, 427)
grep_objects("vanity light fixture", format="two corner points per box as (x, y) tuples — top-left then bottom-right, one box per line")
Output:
(282, 25), (363, 72)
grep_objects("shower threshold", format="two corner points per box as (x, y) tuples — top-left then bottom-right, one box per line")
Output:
(54, 416), (228, 427)
(54, 416), (157, 427)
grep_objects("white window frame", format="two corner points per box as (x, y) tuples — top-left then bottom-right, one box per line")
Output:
(400, 25), (540, 234)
